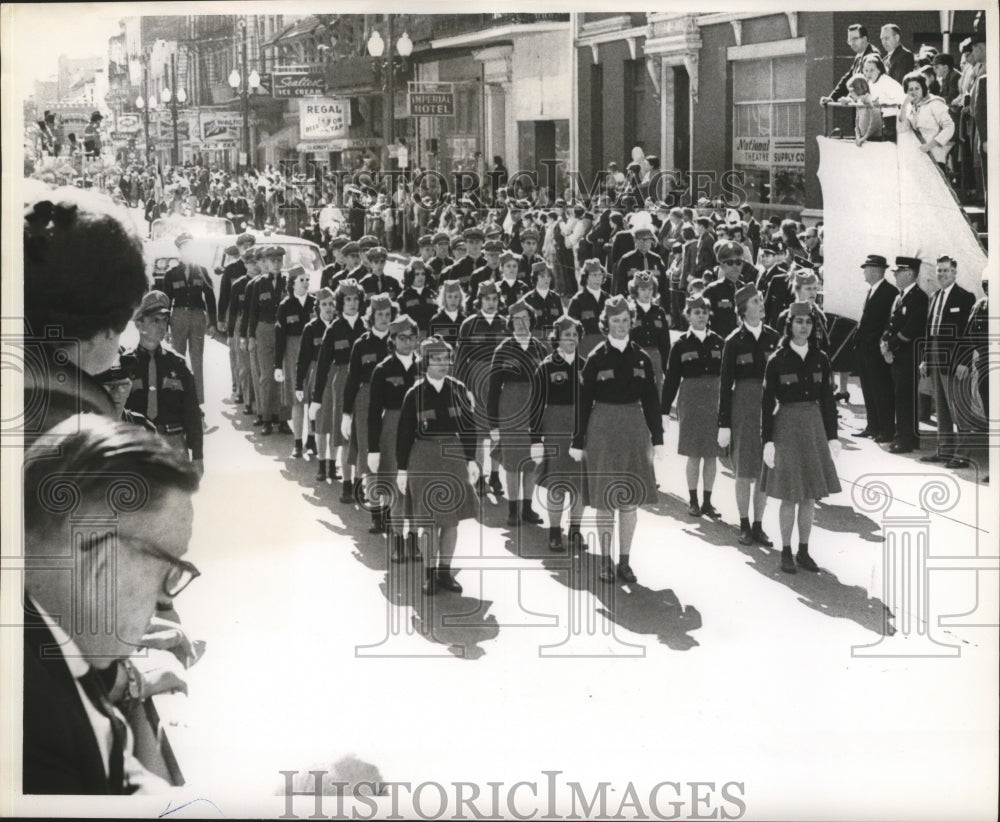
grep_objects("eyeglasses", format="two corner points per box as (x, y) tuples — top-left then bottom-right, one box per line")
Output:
(721, 259), (743, 266)
(107, 533), (201, 597)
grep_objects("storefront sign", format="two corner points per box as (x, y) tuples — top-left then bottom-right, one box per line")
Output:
(201, 112), (242, 142)
(297, 137), (380, 153)
(157, 119), (190, 141)
(408, 84), (455, 117)
(117, 114), (140, 133)
(272, 71), (327, 98)
(299, 98), (350, 140)
(733, 136), (804, 169)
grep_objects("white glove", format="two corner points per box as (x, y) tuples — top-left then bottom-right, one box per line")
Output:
(763, 442), (776, 469)
(530, 443), (544, 463)
(295, 390), (304, 403)
(367, 453), (381, 473)
(829, 439), (842, 460)
(274, 368), (284, 383)
(489, 428), (500, 444)
(653, 444), (667, 462)
(396, 470), (407, 494)
(717, 428), (732, 448)
(340, 414), (352, 441)
(568, 447), (583, 462)
(661, 414), (670, 432)
(467, 461), (481, 485)
(308, 401), (321, 421)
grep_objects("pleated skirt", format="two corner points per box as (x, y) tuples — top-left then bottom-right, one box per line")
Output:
(537, 403), (587, 508)
(497, 381), (536, 472)
(585, 403), (657, 508)
(730, 378), (763, 479)
(280, 335), (302, 408)
(407, 436), (479, 528)
(677, 375), (720, 459)
(759, 401), (842, 501)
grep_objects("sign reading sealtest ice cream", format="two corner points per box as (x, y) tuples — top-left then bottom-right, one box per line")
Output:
(299, 99), (350, 140)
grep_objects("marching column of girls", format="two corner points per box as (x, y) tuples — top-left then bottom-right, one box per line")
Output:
(274, 264), (315, 458)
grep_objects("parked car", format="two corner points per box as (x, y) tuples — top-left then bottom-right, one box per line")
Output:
(211, 232), (326, 294)
(144, 215), (235, 288)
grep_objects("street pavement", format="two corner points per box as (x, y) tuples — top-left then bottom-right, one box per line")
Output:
(139, 322), (997, 819)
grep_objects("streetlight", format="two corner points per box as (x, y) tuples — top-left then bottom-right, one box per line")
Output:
(161, 52), (186, 166)
(367, 22), (412, 161)
(229, 19), (261, 175)
(135, 63), (152, 164)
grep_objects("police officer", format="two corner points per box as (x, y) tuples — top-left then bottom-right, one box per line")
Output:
(612, 226), (666, 296)
(162, 232), (217, 406)
(702, 240), (746, 340)
(245, 245), (286, 435)
(881, 257), (928, 454)
(122, 292), (203, 476)
(359, 246), (402, 300)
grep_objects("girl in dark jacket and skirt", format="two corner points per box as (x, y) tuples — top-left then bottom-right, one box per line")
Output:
(661, 296), (725, 518)
(627, 270), (671, 394)
(568, 259), (610, 358)
(523, 260), (564, 341)
(760, 301), (842, 574)
(531, 315), (586, 552)
(275, 265), (315, 458)
(396, 336), (481, 596)
(574, 296), (664, 584)
(397, 259), (437, 339)
(487, 298), (547, 527)
(717, 284), (779, 546)
(428, 279), (466, 348)
(296, 287), (335, 477)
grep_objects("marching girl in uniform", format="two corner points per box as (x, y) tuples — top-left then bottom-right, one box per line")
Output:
(661, 295), (725, 518)
(497, 250), (529, 310)
(523, 260), (564, 342)
(717, 284), (779, 546)
(531, 315), (587, 552)
(296, 287), (335, 479)
(573, 296), (664, 584)
(568, 259), (610, 358)
(342, 293), (396, 527)
(774, 269), (830, 352)
(396, 336), (481, 596)
(397, 258), (438, 339)
(760, 301), (842, 574)
(367, 315), (420, 562)
(310, 279), (366, 502)
(487, 298), (548, 527)
(274, 264), (315, 458)
(428, 279), (466, 348)
(454, 280), (508, 497)
(627, 270), (671, 395)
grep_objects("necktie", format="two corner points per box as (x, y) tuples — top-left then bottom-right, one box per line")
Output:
(147, 353), (158, 420)
(78, 667), (126, 793)
(932, 290), (945, 336)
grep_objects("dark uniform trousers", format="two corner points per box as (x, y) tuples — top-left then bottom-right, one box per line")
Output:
(163, 264), (216, 405)
(883, 284), (929, 447)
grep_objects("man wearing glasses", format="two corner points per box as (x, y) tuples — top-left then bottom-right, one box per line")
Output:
(702, 241), (747, 339)
(22, 415), (202, 794)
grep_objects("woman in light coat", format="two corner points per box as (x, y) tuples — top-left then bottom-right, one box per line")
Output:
(898, 71), (955, 166)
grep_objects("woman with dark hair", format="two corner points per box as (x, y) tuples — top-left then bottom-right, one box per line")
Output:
(531, 315), (587, 552)
(397, 258), (437, 338)
(487, 298), (547, 526)
(397, 336), (480, 596)
(310, 279), (366, 500)
(573, 296), (664, 584)
(368, 314), (420, 562)
(342, 293), (398, 528)
(274, 265), (315, 458)
(717, 284), (779, 546)
(568, 259), (610, 358)
(297, 287), (336, 479)
(861, 53), (906, 140)
(898, 70), (955, 167)
(428, 279), (466, 347)
(760, 301), (842, 574)
(661, 295), (725, 518)
(523, 260), (564, 341)
(627, 271), (672, 394)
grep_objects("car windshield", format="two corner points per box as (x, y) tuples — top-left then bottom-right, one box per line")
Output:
(151, 218), (235, 240)
(218, 243), (324, 272)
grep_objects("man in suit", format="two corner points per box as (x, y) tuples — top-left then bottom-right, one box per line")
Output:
(23, 415), (201, 794)
(919, 256), (977, 467)
(880, 24), (915, 86)
(854, 254), (900, 442)
(822, 24), (880, 103)
(881, 257), (929, 453)
(692, 217), (717, 279)
(738, 204), (761, 260)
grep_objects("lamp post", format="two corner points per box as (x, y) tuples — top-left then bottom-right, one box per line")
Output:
(161, 52), (187, 166)
(367, 22), (413, 166)
(135, 64), (151, 165)
(229, 19), (261, 175)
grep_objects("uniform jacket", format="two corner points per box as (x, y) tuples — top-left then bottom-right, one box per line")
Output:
(442, 255), (486, 290)
(359, 271), (401, 300)
(486, 336), (547, 426)
(275, 294), (316, 364)
(497, 278), (529, 312)
(661, 329), (726, 412)
(882, 283), (929, 354)
(775, 303), (831, 352)
(162, 263), (217, 326)
(702, 277), (742, 339)
(342, 331), (390, 414)
(368, 353), (419, 452)
(454, 313), (507, 384)
(228, 274), (252, 337)
(629, 302), (672, 371)
(718, 323), (780, 427)
(428, 309), (466, 348)
(398, 286), (438, 334)
(567, 289), (609, 336)
(529, 350), (583, 441)
(245, 273), (286, 337)
(311, 315), (365, 404)
(396, 376), (477, 469)
(296, 317), (331, 390)
(612, 249), (666, 296)
(761, 344), (838, 443)
(217, 259), (246, 332)
(523, 289), (565, 335)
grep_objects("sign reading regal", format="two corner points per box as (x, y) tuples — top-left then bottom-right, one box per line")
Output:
(407, 82), (455, 117)
(272, 71), (327, 98)
(299, 98), (350, 140)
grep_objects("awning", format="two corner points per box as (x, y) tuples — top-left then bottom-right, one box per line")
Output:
(259, 124), (298, 149)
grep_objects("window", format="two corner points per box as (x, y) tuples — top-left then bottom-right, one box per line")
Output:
(732, 53), (805, 207)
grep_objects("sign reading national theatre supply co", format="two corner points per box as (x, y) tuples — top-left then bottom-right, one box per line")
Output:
(733, 136), (805, 169)
(272, 71), (327, 98)
(407, 82), (455, 117)
(299, 99), (350, 140)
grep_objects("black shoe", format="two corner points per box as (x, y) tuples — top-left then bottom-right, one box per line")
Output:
(549, 534), (566, 552)
(436, 569), (462, 593)
(945, 458), (970, 469)
(521, 504), (542, 525)
(919, 453), (949, 463)
(277, 421), (293, 435)
(700, 502), (720, 519)
(688, 501), (702, 517)
(796, 550), (820, 572)
(873, 433), (895, 444)
(598, 560), (616, 584)
(407, 533), (422, 561)
(260, 422), (273, 436)
(422, 573), (437, 596)
(304, 435), (317, 455)
(339, 480), (354, 503)
(253, 416), (266, 426)
(316, 461), (328, 482)
(780, 550), (797, 574)
(888, 442), (914, 454)
(389, 537), (406, 564)
(244, 404), (254, 415)
(292, 443), (303, 458)
(738, 525), (753, 545)
(751, 524), (773, 548)
(329, 461), (341, 480)
(853, 429), (874, 439)
(489, 475), (504, 497)
(507, 510), (520, 527)
(616, 562), (637, 584)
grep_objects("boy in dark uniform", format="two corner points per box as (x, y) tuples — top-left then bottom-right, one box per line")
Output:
(245, 245), (287, 435)
(702, 240), (746, 339)
(429, 232), (454, 280)
(442, 227), (486, 291)
(467, 238), (503, 312)
(359, 246), (402, 300)
(320, 236), (349, 290)
(231, 247), (261, 416)
(517, 229), (545, 282)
